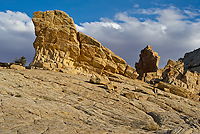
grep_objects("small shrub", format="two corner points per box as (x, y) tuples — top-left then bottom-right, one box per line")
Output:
(13, 56), (27, 66)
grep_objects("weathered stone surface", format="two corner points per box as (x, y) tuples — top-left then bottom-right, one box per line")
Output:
(124, 92), (138, 100)
(124, 65), (139, 79)
(135, 45), (160, 79)
(156, 81), (199, 101)
(142, 68), (164, 84)
(141, 59), (200, 101)
(163, 59), (184, 81)
(90, 73), (109, 85)
(182, 47), (200, 73)
(30, 10), (138, 80)
(9, 64), (26, 70)
(1, 68), (200, 133)
(163, 59), (200, 95)
(181, 70), (200, 92)
(103, 82), (118, 93)
(30, 10), (80, 69)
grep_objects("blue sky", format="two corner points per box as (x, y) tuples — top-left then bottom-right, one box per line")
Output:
(1, 0), (199, 23)
(0, 0), (200, 67)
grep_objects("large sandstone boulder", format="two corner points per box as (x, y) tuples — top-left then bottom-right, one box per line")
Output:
(30, 10), (138, 79)
(30, 10), (80, 69)
(135, 45), (160, 79)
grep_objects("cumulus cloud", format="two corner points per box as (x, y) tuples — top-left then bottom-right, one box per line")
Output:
(76, 7), (200, 68)
(0, 10), (35, 64)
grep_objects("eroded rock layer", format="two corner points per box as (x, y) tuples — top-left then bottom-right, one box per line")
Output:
(30, 10), (138, 79)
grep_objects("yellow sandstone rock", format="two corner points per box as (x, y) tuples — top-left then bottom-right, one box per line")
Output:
(30, 10), (138, 79)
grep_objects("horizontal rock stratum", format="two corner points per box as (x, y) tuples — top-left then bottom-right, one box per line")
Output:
(30, 10), (138, 79)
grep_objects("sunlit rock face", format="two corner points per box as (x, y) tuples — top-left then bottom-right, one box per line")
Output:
(30, 10), (138, 79)
(30, 10), (80, 69)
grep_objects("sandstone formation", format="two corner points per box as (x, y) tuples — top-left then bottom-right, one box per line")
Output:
(0, 66), (200, 133)
(135, 45), (160, 79)
(181, 47), (200, 73)
(142, 59), (200, 101)
(135, 46), (200, 102)
(1, 9), (200, 133)
(30, 10), (138, 79)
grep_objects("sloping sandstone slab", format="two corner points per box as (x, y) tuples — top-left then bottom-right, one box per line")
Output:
(0, 67), (200, 133)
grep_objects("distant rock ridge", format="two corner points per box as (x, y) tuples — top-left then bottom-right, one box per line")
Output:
(140, 53), (200, 101)
(30, 10), (138, 79)
(181, 47), (200, 73)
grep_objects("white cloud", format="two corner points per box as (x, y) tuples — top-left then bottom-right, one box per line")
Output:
(184, 9), (200, 18)
(133, 4), (139, 8)
(76, 7), (200, 68)
(0, 10), (35, 64)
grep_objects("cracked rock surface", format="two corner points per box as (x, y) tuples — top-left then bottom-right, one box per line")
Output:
(0, 67), (200, 133)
